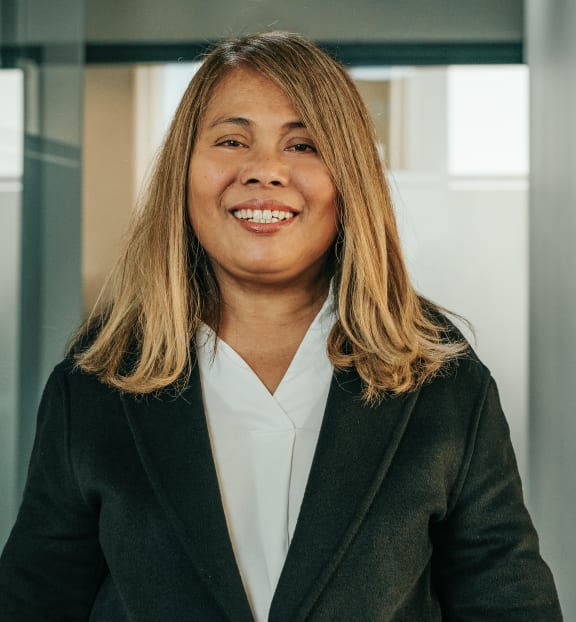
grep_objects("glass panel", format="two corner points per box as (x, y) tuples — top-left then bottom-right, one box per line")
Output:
(0, 68), (24, 545)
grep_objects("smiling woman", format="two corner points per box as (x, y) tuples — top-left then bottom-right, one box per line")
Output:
(187, 67), (339, 393)
(188, 67), (338, 296)
(0, 31), (563, 622)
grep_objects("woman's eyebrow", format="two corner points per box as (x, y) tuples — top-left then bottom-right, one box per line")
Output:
(208, 117), (307, 130)
(208, 116), (251, 128)
(284, 121), (307, 130)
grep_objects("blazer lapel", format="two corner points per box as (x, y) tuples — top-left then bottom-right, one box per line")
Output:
(121, 365), (254, 622)
(269, 368), (420, 622)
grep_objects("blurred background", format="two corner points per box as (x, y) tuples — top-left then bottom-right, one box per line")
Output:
(1, 0), (574, 617)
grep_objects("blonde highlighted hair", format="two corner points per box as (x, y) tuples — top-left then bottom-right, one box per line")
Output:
(74, 31), (466, 402)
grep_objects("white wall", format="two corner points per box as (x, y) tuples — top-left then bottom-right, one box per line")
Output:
(396, 176), (529, 478)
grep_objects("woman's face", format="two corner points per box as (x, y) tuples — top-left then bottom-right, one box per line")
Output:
(187, 67), (338, 289)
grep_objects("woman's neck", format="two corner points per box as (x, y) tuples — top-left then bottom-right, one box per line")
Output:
(208, 273), (331, 394)
(220, 279), (328, 341)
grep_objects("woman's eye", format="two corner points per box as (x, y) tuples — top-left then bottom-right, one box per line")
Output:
(216, 139), (244, 148)
(288, 143), (317, 153)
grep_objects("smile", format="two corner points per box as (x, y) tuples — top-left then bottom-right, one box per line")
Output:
(232, 208), (296, 224)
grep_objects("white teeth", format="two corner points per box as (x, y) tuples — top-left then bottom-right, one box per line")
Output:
(232, 208), (295, 224)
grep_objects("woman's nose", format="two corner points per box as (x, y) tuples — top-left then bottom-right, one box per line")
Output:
(239, 148), (289, 187)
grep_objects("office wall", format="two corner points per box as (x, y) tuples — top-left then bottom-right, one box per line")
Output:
(526, 1), (576, 618)
(82, 66), (136, 315)
(85, 0), (523, 43)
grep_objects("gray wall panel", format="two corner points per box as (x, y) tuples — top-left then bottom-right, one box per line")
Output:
(85, 0), (523, 43)
(527, 0), (576, 618)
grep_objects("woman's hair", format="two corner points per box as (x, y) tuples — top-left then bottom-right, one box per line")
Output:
(73, 30), (466, 402)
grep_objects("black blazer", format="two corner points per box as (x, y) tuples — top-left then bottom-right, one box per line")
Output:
(0, 352), (562, 621)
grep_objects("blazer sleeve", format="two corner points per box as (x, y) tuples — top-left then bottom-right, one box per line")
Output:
(0, 366), (107, 621)
(433, 375), (563, 621)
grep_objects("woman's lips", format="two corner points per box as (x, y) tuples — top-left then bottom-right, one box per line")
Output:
(231, 207), (295, 224)
(229, 200), (298, 233)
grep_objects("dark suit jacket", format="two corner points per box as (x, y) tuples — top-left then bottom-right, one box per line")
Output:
(0, 352), (562, 621)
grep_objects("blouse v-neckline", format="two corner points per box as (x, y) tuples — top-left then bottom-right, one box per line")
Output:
(195, 293), (336, 622)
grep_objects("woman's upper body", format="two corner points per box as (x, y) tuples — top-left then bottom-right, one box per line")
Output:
(0, 31), (564, 621)
(0, 332), (563, 621)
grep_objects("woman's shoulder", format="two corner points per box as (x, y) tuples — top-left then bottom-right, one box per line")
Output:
(42, 360), (119, 416)
(420, 297), (472, 345)
(62, 314), (143, 391)
(66, 314), (111, 358)
(419, 299), (485, 378)
(47, 344), (126, 407)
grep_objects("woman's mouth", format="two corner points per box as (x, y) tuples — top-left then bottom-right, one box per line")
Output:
(231, 208), (296, 224)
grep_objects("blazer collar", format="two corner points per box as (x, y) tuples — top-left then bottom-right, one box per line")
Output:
(268, 369), (419, 622)
(122, 366), (418, 622)
(121, 366), (254, 622)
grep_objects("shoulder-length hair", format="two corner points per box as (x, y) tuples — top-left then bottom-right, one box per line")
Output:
(73, 31), (466, 402)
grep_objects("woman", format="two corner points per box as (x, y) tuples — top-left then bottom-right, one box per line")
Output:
(0, 31), (562, 621)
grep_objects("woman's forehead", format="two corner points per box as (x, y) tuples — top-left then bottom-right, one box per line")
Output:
(200, 67), (302, 126)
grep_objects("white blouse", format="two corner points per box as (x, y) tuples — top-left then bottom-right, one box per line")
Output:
(196, 295), (336, 622)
